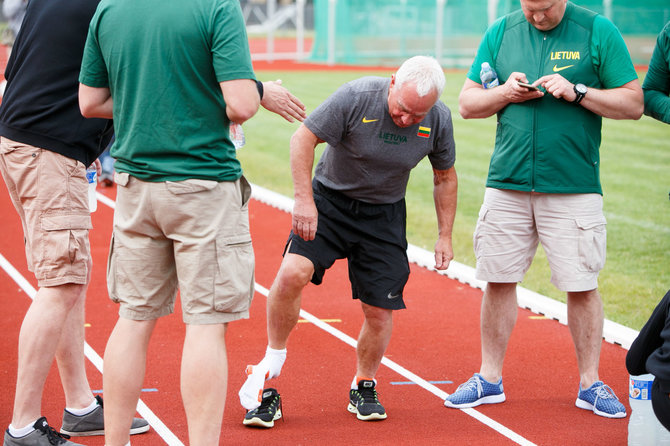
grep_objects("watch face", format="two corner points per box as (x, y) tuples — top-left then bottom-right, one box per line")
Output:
(576, 83), (587, 94)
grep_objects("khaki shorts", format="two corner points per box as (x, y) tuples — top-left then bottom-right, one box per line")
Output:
(474, 188), (606, 292)
(107, 172), (255, 324)
(0, 138), (92, 287)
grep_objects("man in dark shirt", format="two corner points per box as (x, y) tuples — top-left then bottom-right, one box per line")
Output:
(626, 290), (670, 431)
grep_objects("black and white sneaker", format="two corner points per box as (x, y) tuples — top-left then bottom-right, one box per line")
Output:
(243, 388), (282, 428)
(347, 379), (387, 421)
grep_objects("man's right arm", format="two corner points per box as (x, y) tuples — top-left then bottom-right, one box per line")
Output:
(458, 75), (544, 119)
(289, 124), (323, 241)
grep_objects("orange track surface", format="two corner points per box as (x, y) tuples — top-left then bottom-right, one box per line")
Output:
(0, 39), (631, 444)
(0, 184), (631, 445)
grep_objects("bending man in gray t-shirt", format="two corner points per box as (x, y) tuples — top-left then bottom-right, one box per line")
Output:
(239, 55), (458, 426)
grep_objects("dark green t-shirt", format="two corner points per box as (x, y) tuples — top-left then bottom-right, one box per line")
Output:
(80, 0), (256, 182)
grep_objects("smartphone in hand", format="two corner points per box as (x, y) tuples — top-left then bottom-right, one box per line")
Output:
(517, 81), (539, 91)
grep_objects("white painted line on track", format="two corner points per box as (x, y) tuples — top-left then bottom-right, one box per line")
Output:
(0, 253), (184, 446)
(253, 283), (537, 446)
(86, 184), (636, 444)
(250, 183), (640, 349)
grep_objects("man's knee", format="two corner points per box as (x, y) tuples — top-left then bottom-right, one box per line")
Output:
(362, 304), (393, 328)
(275, 254), (314, 294)
(38, 282), (87, 308)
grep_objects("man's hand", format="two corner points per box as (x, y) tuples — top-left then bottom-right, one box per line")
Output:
(292, 197), (318, 241)
(500, 71), (545, 103)
(433, 236), (453, 271)
(535, 73), (576, 102)
(261, 80), (307, 123)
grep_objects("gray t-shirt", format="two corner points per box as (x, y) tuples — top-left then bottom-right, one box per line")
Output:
(305, 76), (455, 204)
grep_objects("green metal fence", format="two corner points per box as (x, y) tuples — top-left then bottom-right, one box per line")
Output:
(308, 0), (669, 67)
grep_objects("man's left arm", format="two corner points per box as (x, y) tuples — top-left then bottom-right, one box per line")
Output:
(535, 75), (643, 120)
(432, 166), (457, 271)
(536, 17), (645, 121)
(79, 84), (113, 119)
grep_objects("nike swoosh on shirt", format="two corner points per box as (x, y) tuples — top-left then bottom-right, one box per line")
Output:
(553, 64), (574, 72)
(387, 292), (401, 299)
(362, 117), (379, 123)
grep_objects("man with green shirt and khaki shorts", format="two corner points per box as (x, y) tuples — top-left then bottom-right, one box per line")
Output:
(443, 0), (643, 418)
(78, 1), (305, 445)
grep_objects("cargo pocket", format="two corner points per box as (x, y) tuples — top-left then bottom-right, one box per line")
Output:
(106, 232), (121, 303)
(576, 216), (607, 272)
(472, 205), (490, 259)
(214, 233), (255, 313)
(39, 213), (92, 280)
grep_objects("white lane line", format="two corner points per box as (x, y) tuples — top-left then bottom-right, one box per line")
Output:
(98, 189), (535, 443)
(0, 253), (184, 446)
(253, 283), (537, 446)
(251, 183), (639, 349)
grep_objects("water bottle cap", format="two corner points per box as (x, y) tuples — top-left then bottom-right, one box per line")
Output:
(481, 62), (491, 69)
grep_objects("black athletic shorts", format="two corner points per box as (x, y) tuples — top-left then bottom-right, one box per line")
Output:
(284, 180), (410, 310)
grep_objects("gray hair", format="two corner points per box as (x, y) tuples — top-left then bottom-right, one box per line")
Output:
(395, 55), (445, 98)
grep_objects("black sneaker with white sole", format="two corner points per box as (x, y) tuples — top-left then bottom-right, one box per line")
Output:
(243, 388), (282, 428)
(347, 379), (387, 421)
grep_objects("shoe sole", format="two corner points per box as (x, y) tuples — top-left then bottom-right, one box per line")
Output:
(443, 392), (506, 409)
(243, 408), (282, 428)
(575, 398), (626, 418)
(347, 403), (387, 421)
(61, 423), (150, 437)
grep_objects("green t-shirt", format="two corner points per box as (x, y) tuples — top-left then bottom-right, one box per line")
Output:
(79, 0), (256, 181)
(642, 20), (670, 124)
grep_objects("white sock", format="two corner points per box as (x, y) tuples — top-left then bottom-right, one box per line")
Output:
(262, 346), (287, 379)
(65, 398), (98, 416)
(8, 420), (38, 437)
(238, 346), (287, 410)
(105, 443), (130, 446)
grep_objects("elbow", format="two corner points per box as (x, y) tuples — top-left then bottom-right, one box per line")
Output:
(458, 103), (475, 120)
(227, 91), (261, 124)
(79, 100), (95, 118)
(628, 102), (644, 120)
(228, 103), (259, 124)
(628, 90), (645, 120)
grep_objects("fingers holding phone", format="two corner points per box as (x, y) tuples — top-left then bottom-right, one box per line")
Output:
(517, 81), (540, 91)
(504, 74), (544, 103)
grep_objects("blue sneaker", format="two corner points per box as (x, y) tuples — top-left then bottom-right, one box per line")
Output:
(444, 373), (505, 408)
(575, 381), (626, 418)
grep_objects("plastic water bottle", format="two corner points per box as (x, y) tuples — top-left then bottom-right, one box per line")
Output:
(86, 165), (97, 212)
(480, 62), (499, 89)
(628, 374), (670, 445)
(229, 122), (245, 150)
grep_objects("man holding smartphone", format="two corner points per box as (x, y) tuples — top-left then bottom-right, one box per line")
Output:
(444, 0), (643, 418)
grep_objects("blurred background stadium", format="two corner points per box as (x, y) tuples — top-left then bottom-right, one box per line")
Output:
(238, 0), (667, 67)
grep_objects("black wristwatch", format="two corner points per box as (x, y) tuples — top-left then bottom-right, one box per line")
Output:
(573, 83), (587, 104)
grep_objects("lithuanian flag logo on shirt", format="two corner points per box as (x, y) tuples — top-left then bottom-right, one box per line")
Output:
(417, 126), (431, 138)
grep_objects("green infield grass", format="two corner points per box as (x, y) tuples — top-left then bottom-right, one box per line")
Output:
(239, 68), (669, 331)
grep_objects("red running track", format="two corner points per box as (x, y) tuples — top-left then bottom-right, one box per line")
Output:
(0, 184), (630, 445)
